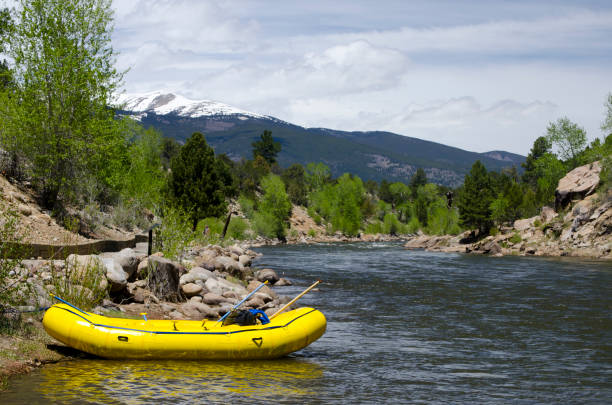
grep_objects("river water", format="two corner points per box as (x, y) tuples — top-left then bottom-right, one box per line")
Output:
(3, 242), (611, 404)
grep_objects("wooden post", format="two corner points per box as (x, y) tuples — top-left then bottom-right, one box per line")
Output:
(221, 211), (236, 240)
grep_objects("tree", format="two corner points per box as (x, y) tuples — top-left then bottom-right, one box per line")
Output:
(521, 136), (552, 186)
(167, 132), (233, 230)
(255, 174), (292, 240)
(410, 168), (428, 197)
(8, 0), (125, 209)
(546, 117), (587, 169)
(161, 137), (181, 170)
(0, 7), (13, 89)
(457, 161), (494, 234)
(281, 163), (308, 206)
(305, 162), (331, 191)
(602, 93), (612, 136)
(252, 130), (281, 165)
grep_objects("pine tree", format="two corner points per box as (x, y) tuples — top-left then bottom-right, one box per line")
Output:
(167, 132), (233, 230)
(410, 168), (427, 197)
(252, 130), (281, 165)
(457, 161), (494, 235)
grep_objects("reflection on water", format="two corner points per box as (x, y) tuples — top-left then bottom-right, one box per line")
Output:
(6, 358), (322, 404)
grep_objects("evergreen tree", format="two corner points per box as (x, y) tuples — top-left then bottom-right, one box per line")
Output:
(167, 132), (233, 230)
(521, 136), (551, 186)
(457, 161), (494, 234)
(281, 163), (308, 206)
(252, 130), (281, 165)
(410, 168), (427, 197)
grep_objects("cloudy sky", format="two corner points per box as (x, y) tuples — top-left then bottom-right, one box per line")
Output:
(111, 0), (612, 155)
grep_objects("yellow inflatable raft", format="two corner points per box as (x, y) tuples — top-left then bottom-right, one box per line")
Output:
(43, 302), (326, 360)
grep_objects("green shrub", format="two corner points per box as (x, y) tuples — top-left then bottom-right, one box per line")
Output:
(50, 256), (108, 311)
(154, 206), (194, 260)
(365, 221), (384, 234)
(383, 213), (401, 235)
(238, 195), (256, 219)
(252, 211), (278, 239)
(407, 216), (421, 234)
(509, 233), (522, 244)
(226, 217), (249, 240)
(307, 228), (317, 238)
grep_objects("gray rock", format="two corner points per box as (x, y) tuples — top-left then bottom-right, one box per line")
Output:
(179, 267), (214, 285)
(181, 283), (203, 297)
(238, 254), (252, 267)
(204, 278), (224, 295)
(229, 245), (244, 256)
(555, 161), (602, 209)
(274, 277), (292, 286)
(257, 268), (279, 284)
(102, 258), (128, 292)
(115, 248), (141, 279)
(203, 292), (227, 305)
(246, 296), (265, 308)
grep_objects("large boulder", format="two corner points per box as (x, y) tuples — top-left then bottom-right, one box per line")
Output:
(102, 258), (128, 292)
(115, 248), (142, 279)
(555, 161), (601, 209)
(513, 216), (538, 232)
(181, 283), (203, 297)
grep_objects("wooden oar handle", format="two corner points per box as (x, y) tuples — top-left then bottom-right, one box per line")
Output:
(269, 280), (321, 320)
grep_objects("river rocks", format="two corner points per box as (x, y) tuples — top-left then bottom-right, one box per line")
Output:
(540, 206), (557, 223)
(102, 257), (128, 292)
(257, 268), (279, 284)
(514, 216), (538, 231)
(555, 161), (601, 209)
(146, 256), (184, 302)
(238, 255), (252, 267)
(179, 267), (214, 285)
(202, 292), (227, 305)
(114, 248), (142, 279)
(181, 283), (203, 297)
(275, 277), (292, 286)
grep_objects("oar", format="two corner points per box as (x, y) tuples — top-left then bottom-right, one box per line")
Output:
(269, 280), (321, 320)
(216, 280), (269, 325)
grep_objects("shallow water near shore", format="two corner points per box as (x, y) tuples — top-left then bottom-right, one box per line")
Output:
(3, 242), (612, 403)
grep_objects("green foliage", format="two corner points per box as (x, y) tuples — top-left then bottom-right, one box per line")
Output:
(389, 182), (411, 208)
(281, 163), (308, 206)
(427, 206), (462, 235)
(252, 130), (281, 165)
(8, 0), (126, 210)
(522, 136), (552, 187)
(50, 257), (107, 311)
(378, 180), (392, 203)
(238, 195), (256, 219)
(153, 206), (195, 261)
(602, 93), (612, 136)
(256, 174), (292, 239)
(307, 228), (317, 238)
(305, 162), (331, 192)
(546, 117), (587, 169)
(410, 168), (427, 196)
(457, 160), (494, 234)
(309, 173), (365, 236)
(160, 137), (181, 170)
(226, 217), (250, 240)
(232, 157), (270, 198)
(509, 233), (522, 244)
(383, 213), (401, 235)
(532, 153), (566, 206)
(167, 132), (234, 230)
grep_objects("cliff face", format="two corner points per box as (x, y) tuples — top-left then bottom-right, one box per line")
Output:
(406, 162), (612, 259)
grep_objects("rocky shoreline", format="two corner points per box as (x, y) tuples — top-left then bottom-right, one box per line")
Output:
(405, 192), (611, 260)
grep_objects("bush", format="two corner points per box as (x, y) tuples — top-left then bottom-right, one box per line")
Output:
(509, 233), (522, 244)
(252, 211), (278, 239)
(50, 257), (108, 311)
(256, 174), (292, 239)
(153, 206), (194, 260)
(307, 228), (317, 238)
(365, 221), (384, 234)
(238, 195), (256, 219)
(226, 217), (249, 240)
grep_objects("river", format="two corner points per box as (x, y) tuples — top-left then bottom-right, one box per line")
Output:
(3, 242), (611, 403)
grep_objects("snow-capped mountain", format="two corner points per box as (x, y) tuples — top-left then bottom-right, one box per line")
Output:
(115, 91), (266, 120)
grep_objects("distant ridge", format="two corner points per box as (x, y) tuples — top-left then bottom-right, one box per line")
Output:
(117, 92), (526, 187)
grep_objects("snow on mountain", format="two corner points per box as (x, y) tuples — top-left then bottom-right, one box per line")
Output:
(114, 91), (265, 119)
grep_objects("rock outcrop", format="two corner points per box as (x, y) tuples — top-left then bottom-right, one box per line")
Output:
(555, 161), (601, 209)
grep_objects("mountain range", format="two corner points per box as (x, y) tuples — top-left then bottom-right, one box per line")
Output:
(116, 92), (525, 187)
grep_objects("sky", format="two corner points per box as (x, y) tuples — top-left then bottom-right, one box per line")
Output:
(111, 0), (612, 155)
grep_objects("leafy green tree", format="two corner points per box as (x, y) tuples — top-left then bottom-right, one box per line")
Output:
(602, 93), (612, 136)
(546, 117), (587, 169)
(167, 132), (233, 230)
(532, 153), (566, 206)
(457, 161), (494, 234)
(281, 163), (308, 206)
(389, 182), (410, 208)
(8, 0), (126, 210)
(305, 162), (331, 192)
(378, 179), (393, 203)
(521, 136), (552, 186)
(252, 130), (281, 165)
(255, 174), (292, 239)
(0, 8), (13, 90)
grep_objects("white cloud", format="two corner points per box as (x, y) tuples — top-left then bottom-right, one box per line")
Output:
(110, 1), (612, 154)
